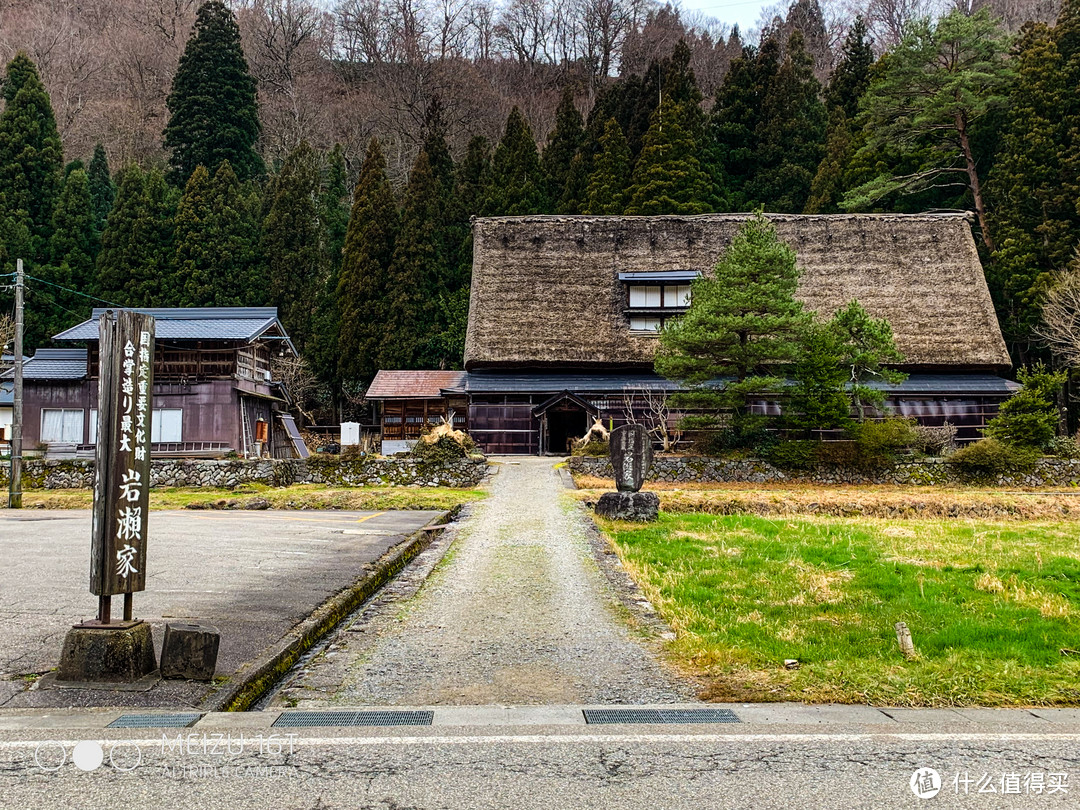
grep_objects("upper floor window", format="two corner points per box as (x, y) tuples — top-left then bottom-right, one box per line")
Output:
(627, 284), (691, 309)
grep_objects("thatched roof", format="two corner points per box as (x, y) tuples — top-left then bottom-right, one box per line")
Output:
(464, 214), (1010, 372)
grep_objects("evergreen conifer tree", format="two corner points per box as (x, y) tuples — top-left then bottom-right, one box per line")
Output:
(308, 144), (351, 393)
(337, 139), (399, 383)
(624, 98), (713, 215)
(746, 32), (827, 212)
(164, 0), (263, 185)
(830, 299), (906, 421)
(656, 213), (808, 443)
(0, 52), (63, 254)
(263, 141), (325, 354)
(174, 162), (261, 306)
(387, 150), (450, 369)
(988, 18), (1076, 360)
(542, 89), (585, 209)
(95, 166), (178, 307)
(87, 143), (114, 232)
(584, 118), (631, 215)
(787, 321), (851, 433)
(483, 108), (550, 215)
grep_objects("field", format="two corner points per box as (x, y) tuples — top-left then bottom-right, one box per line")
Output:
(599, 510), (1080, 706)
(12, 484), (487, 512)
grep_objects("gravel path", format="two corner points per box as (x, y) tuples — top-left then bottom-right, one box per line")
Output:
(317, 457), (694, 706)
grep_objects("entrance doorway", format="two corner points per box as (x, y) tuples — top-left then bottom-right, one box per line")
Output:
(545, 404), (591, 455)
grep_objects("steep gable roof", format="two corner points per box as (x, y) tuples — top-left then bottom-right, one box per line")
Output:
(464, 213), (1011, 372)
(0, 349), (87, 381)
(53, 307), (295, 353)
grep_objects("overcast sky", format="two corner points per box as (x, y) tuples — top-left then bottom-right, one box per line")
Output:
(676, 0), (778, 35)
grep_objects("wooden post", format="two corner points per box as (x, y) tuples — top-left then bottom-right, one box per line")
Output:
(90, 310), (155, 623)
(7, 259), (23, 508)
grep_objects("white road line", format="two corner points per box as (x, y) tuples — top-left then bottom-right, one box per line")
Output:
(5, 732), (1080, 749)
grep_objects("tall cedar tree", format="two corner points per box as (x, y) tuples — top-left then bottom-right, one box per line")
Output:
(337, 139), (399, 383)
(843, 10), (1012, 249)
(806, 18), (874, 213)
(710, 40), (781, 209)
(584, 118), (632, 215)
(174, 161), (262, 307)
(656, 213), (808, 437)
(746, 31), (826, 212)
(263, 141), (326, 355)
(95, 167), (178, 307)
(86, 144), (114, 232)
(483, 108), (550, 216)
(451, 135), (490, 294)
(626, 41), (700, 163)
(624, 97), (713, 215)
(421, 97), (465, 286)
(164, 1), (263, 185)
(542, 88), (584, 211)
(48, 169), (98, 301)
(387, 150), (452, 369)
(558, 83), (633, 213)
(308, 144), (351, 393)
(988, 7), (1080, 360)
(0, 52), (63, 256)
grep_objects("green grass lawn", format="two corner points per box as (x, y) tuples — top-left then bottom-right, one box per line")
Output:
(15, 484), (487, 512)
(602, 512), (1080, 706)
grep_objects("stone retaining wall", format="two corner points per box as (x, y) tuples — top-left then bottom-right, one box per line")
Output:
(568, 455), (1080, 488)
(0, 455), (490, 490)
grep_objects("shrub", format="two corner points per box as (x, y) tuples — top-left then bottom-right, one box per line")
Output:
(1047, 434), (1080, 459)
(813, 441), (861, 465)
(947, 438), (1037, 484)
(763, 440), (818, 469)
(851, 418), (917, 467)
(910, 422), (957, 456)
(985, 363), (1066, 450)
(411, 423), (476, 463)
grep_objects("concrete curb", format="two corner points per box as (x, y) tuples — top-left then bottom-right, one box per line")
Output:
(199, 506), (461, 713)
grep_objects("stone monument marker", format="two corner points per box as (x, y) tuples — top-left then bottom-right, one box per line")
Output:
(594, 424), (660, 521)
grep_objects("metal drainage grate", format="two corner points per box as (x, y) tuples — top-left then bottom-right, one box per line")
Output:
(272, 710), (434, 728)
(108, 713), (203, 729)
(583, 708), (740, 725)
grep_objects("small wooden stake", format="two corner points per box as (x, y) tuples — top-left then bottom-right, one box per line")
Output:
(895, 621), (916, 659)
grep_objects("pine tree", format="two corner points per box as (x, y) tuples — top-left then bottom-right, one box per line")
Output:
(164, 0), (263, 185)
(825, 17), (873, 120)
(584, 118), (631, 215)
(624, 97), (713, 215)
(95, 166), (178, 307)
(788, 321), (851, 433)
(747, 31), (827, 212)
(542, 88), (584, 210)
(483, 108), (550, 216)
(263, 141), (325, 355)
(174, 161), (262, 306)
(829, 299), (906, 421)
(656, 213), (809, 443)
(87, 143), (114, 233)
(0, 52), (63, 254)
(387, 150), (451, 369)
(843, 10), (1012, 248)
(337, 139), (398, 383)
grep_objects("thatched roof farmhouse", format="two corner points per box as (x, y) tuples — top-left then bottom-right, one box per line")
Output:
(369, 213), (1015, 455)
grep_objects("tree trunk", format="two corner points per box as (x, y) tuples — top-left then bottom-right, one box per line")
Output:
(956, 114), (996, 253)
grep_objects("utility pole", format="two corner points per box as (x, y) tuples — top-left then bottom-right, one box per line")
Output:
(8, 259), (23, 509)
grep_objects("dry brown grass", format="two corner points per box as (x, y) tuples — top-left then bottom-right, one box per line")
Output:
(571, 479), (1080, 521)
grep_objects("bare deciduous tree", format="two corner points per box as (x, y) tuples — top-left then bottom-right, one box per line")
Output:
(1037, 267), (1080, 369)
(622, 385), (682, 452)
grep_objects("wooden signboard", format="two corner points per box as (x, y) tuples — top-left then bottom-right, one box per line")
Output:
(90, 310), (155, 602)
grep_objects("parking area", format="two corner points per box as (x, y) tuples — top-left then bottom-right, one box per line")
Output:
(0, 509), (442, 709)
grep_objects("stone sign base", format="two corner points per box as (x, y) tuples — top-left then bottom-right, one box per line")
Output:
(160, 622), (220, 681)
(56, 621), (157, 683)
(594, 491), (660, 522)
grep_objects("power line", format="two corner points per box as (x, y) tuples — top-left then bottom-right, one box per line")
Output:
(23, 273), (126, 309)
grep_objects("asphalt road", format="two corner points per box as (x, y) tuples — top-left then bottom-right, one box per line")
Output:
(0, 509), (441, 709)
(2, 717), (1079, 809)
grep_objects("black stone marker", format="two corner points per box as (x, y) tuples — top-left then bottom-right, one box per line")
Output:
(161, 623), (220, 681)
(609, 424), (653, 493)
(595, 424), (659, 521)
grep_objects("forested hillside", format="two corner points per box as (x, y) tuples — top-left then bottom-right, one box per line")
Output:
(1, 0), (1078, 420)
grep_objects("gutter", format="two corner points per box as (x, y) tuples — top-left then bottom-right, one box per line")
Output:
(200, 507), (461, 712)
